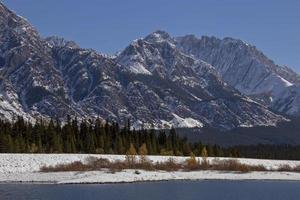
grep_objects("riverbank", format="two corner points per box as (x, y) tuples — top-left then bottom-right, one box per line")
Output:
(1, 154), (300, 184)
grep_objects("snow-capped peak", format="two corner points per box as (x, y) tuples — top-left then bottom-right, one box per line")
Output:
(45, 36), (79, 49)
(144, 30), (174, 44)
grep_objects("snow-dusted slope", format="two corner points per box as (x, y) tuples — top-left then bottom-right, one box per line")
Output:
(176, 35), (300, 116)
(272, 85), (300, 116)
(0, 3), (86, 121)
(0, 3), (288, 129)
(115, 30), (286, 129)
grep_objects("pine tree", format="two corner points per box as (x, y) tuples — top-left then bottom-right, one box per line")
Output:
(150, 129), (158, 154)
(84, 124), (95, 153)
(7, 134), (14, 152)
(182, 141), (191, 156)
(63, 122), (76, 153)
(116, 136), (125, 154)
(207, 144), (214, 157)
(145, 133), (153, 155)
(169, 128), (178, 153)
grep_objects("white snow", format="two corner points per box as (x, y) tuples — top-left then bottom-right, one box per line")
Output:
(128, 62), (152, 75)
(1, 154), (300, 184)
(118, 53), (152, 75)
(279, 76), (293, 87)
(170, 113), (203, 128)
(152, 33), (166, 42)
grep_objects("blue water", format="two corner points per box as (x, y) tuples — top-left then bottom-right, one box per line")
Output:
(1, 180), (300, 200)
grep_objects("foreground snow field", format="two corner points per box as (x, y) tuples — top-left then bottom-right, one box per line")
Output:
(1, 154), (300, 184)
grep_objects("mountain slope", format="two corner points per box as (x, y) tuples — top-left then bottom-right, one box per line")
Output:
(0, 3), (86, 120)
(176, 35), (300, 116)
(0, 3), (287, 130)
(114, 30), (285, 129)
(272, 85), (300, 116)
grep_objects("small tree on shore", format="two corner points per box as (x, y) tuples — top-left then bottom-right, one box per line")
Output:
(138, 143), (148, 163)
(186, 152), (199, 170)
(201, 146), (208, 157)
(126, 143), (137, 167)
(201, 146), (209, 168)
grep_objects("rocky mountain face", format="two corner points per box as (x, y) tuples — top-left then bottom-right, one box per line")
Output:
(0, 3), (293, 130)
(0, 3), (87, 122)
(176, 35), (300, 116)
(271, 85), (300, 116)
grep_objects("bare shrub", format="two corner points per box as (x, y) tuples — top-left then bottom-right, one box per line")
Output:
(199, 158), (210, 170)
(211, 159), (267, 173)
(215, 159), (250, 172)
(40, 157), (276, 174)
(110, 159), (127, 171)
(277, 164), (293, 172)
(250, 165), (267, 172)
(276, 164), (300, 172)
(86, 157), (111, 169)
(40, 161), (89, 172)
(155, 158), (182, 171)
(136, 159), (155, 171)
(292, 165), (300, 172)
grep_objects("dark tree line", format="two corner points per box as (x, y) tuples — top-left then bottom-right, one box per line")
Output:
(1, 116), (300, 160)
(0, 116), (210, 156)
(230, 144), (300, 160)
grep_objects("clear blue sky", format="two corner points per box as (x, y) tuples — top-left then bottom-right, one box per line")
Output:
(3, 0), (300, 72)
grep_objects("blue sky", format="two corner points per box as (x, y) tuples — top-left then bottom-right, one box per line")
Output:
(3, 0), (300, 72)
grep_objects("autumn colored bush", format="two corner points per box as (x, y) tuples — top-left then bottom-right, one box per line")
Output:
(41, 156), (300, 174)
(40, 161), (89, 172)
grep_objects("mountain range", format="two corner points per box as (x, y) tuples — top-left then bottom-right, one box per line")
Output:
(0, 2), (299, 131)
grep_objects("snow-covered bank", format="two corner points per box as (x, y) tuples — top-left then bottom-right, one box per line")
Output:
(1, 154), (300, 184)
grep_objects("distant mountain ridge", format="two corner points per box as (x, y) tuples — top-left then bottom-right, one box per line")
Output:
(0, 2), (298, 130)
(176, 35), (300, 115)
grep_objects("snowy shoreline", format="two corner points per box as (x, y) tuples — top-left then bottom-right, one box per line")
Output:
(1, 154), (300, 184)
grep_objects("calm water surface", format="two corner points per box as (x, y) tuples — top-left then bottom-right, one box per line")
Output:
(1, 180), (300, 200)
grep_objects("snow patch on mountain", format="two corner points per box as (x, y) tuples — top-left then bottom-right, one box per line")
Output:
(118, 55), (152, 75)
(169, 114), (203, 128)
